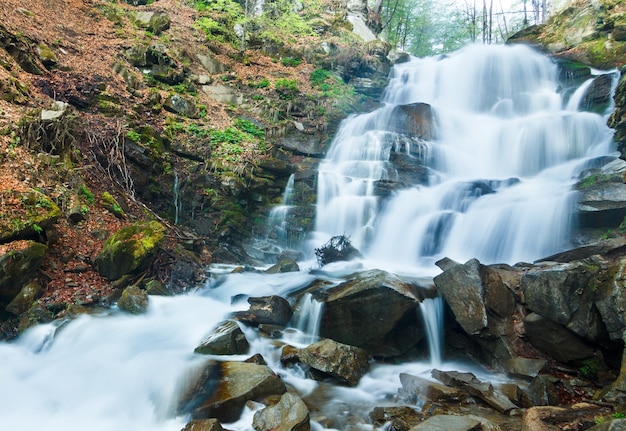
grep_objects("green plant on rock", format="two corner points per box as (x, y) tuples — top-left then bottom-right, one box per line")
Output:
(275, 78), (298, 100)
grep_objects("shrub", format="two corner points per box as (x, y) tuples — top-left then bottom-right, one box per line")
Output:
(315, 235), (362, 266)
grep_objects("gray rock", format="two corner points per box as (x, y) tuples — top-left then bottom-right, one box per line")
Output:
(164, 94), (198, 118)
(505, 357), (548, 378)
(252, 392), (310, 431)
(318, 269), (423, 356)
(596, 257), (626, 340)
(399, 373), (464, 402)
(578, 175), (626, 229)
(201, 84), (243, 105)
(197, 53), (226, 74)
(265, 257), (299, 274)
(133, 10), (170, 34)
(524, 312), (594, 363)
(179, 360), (286, 422)
(298, 338), (370, 386)
(587, 419), (626, 431)
(117, 285), (149, 314)
(232, 295), (293, 326)
(431, 369), (518, 413)
(434, 258), (515, 337)
(409, 415), (481, 431)
(580, 73), (617, 113)
(194, 320), (249, 355)
(521, 262), (605, 341)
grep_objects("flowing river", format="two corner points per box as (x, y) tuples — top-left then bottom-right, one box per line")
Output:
(0, 44), (619, 430)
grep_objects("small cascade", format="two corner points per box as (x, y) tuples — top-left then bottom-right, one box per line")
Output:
(173, 171), (181, 225)
(266, 173), (296, 248)
(420, 296), (444, 367)
(289, 293), (324, 345)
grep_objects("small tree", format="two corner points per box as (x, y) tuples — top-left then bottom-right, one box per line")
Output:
(314, 235), (362, 266)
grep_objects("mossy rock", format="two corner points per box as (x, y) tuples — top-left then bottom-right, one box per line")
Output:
(37, 43), (57, 68)
(117, 285), (149, 314)
(0, 189), (61, 242)
(93, 221), (165, 280)
(100, 192), (126, 219)
(0, 241), (47, 303)
(5, 279), (43, 316)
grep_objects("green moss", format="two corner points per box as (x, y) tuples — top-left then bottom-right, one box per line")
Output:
(101, 192), (126, 219)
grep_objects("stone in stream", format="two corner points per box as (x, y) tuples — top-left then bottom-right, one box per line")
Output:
(317, 269), (424, 357)
(431, 369), (518, 413)
(252, 392), (310, 431)
(399, 373), (464, 403)
(178, 360), (286, 422)
(232, 295), (293, 327)
(194, 320), (249, 355)
(298, 338), (370, 386)
(408, 415), (481, 431)
(181, 419), (224, 431)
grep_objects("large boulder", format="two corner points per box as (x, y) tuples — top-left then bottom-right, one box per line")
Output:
(521, 261), (605, 342)
(0, 189), (61, 242)
(390, 103), (438, 141)
(596, 257), (626, 341)
(523, 312), (595, 363)
(409, 415), (481, 431)
(317, 269), (423, 356)
(232, 295), (293, 327)
(5, 279), (43, 316)
(252, 392), (310, 431)
(298, 338), (370, 386)
(0, 241), (47, 305)
(194, 320), (249, 355)
(178, 360), (286, 422)
(433, 258), (515, 338)
(93, 221), (165, 281)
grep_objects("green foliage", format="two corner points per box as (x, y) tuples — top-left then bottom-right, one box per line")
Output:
(32, 223), (43, 234)
(127, 129), (141, 143)
(310, 68), (334, 87)
(614, 412), (626, 419)
(233, 118), (264, 138)
(275, 78), (298, 100)
(249, 78), (270, 88)
(79, 184), (96, 205)
(281, 56), (302, 67)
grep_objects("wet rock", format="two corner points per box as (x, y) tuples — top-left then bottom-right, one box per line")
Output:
(391, 103), (438, 140)
(252, 392), (310, 431)
(370, 406), (422, 431)
(521, 261), (605, 342)
(5, 279), (43, 316)
(265, 257), (299, 274)
(117, 285), (149, 314)
(298, 338), (370, 386)
(232, 295), (293, 326)
(93, 221), (165, 281)
(194, 320), (249, 355)
(182, 419), (224, 431)
(0, 241), (47, 304)
(434, 259), (515, 338)
(318, 269), (422, 356)
(431, 369), (517, 413)
(144, 278), (171, 296)
(580, 73), (617, 113)
(179, 360), (286, 422)
(524, 312), (595, 363)
(409, 415), (481, 431)
(399, 373), (464, 403)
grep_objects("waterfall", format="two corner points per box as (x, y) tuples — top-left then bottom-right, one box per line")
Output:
(267, 173), (295, 246)
(419, 296), (444, 367)
(313, 44), (616, 271)
(1, 44), (620, 431)
(173, 171), (181, 225)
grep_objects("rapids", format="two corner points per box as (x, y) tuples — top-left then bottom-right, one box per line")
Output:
(0, 44), (619, 430)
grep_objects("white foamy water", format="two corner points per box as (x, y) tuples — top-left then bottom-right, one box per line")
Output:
(0, 44), (619, 430)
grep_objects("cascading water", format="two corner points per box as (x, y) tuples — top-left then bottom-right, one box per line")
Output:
(0, 44), (619, 431)
(267, 173), (296, 246)
(313, 43), (617, 273)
